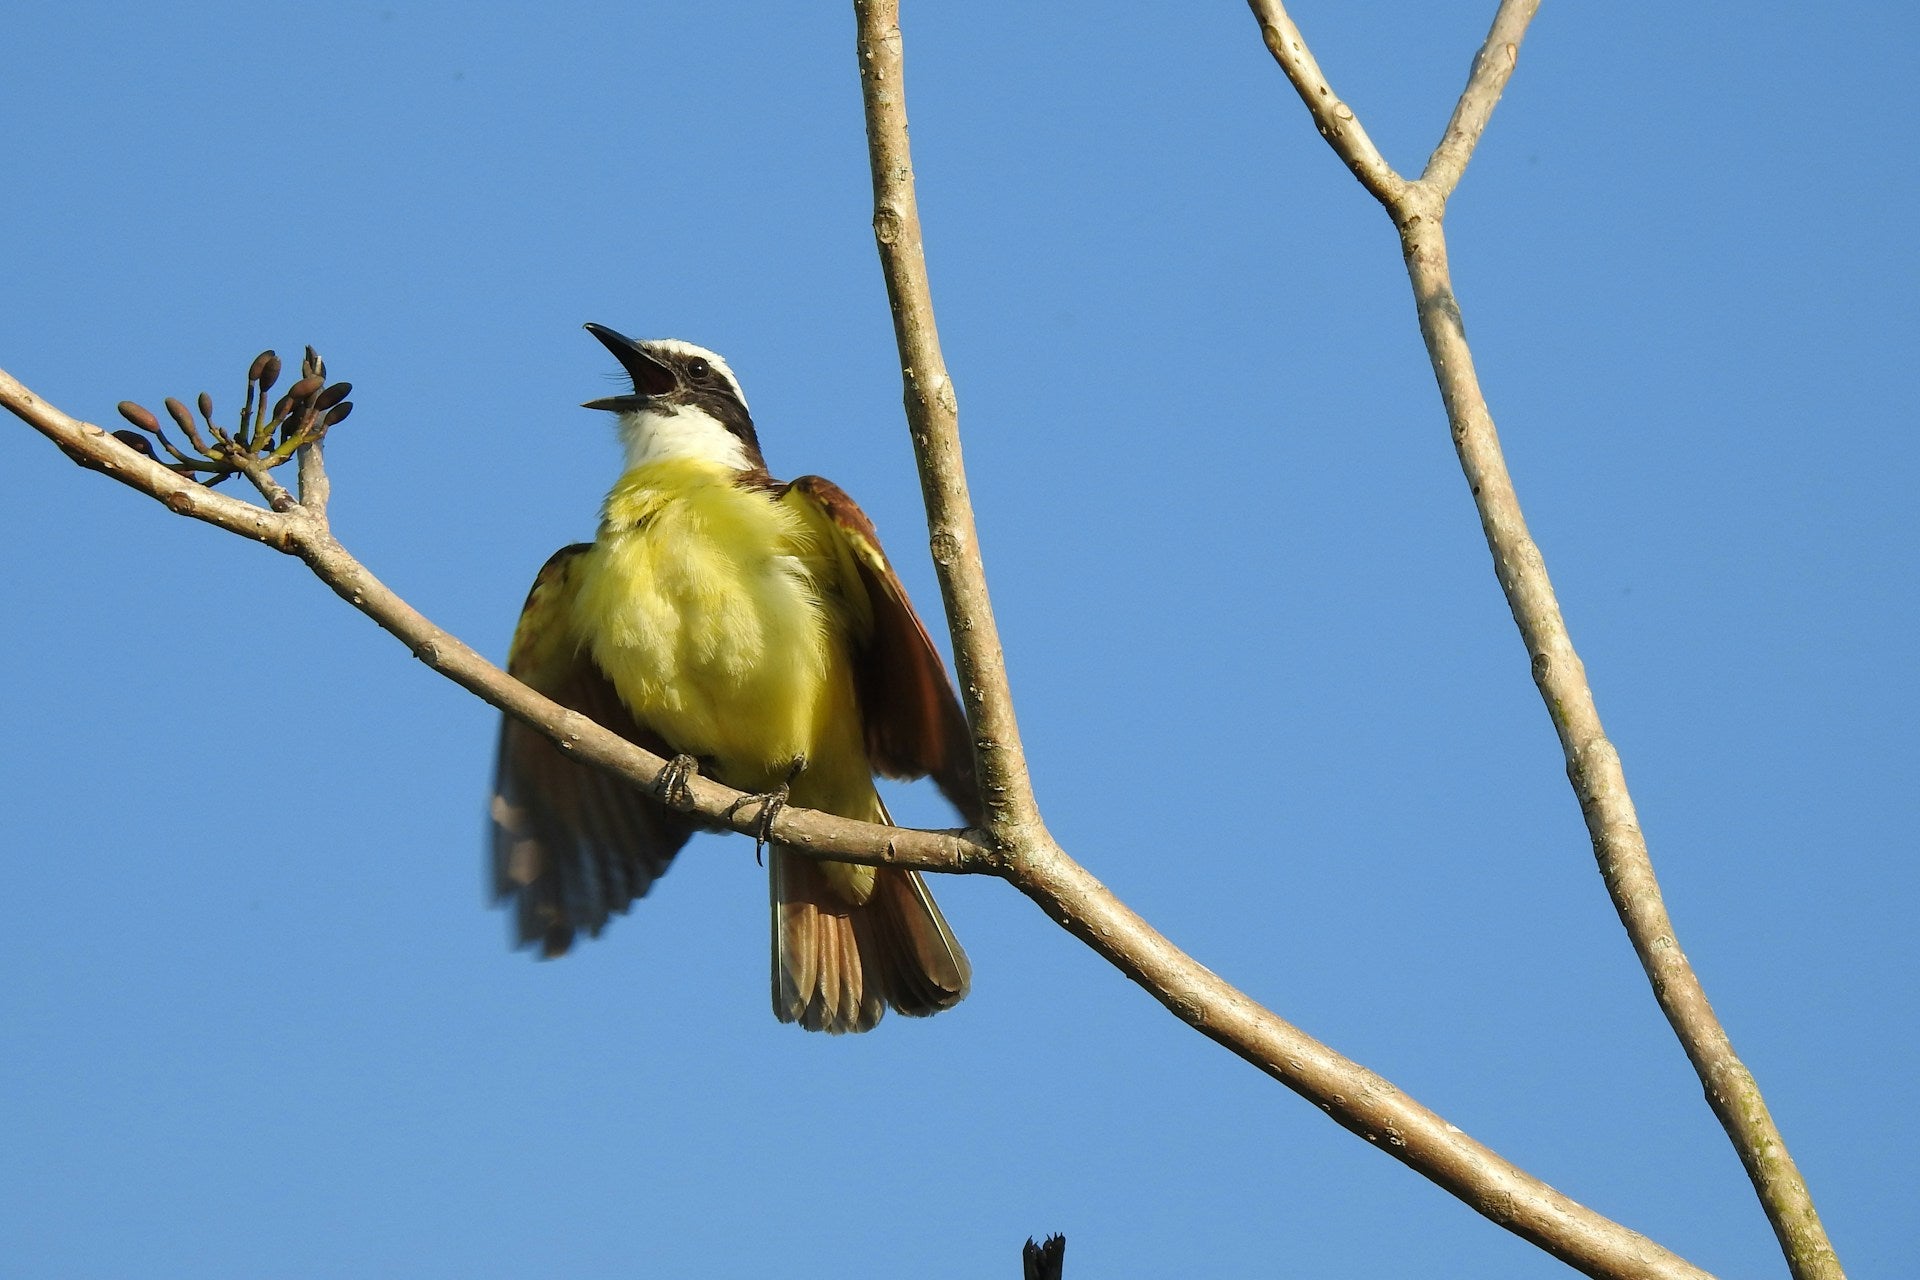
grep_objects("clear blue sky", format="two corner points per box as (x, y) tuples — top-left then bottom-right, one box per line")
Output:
(3, 3), (1914, 1277)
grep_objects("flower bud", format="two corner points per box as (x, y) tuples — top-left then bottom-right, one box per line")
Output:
(112, 430), (156, 457)
(117, 401), (160, 433)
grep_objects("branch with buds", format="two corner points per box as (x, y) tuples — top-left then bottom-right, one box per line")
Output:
(107, 347), (350, 495)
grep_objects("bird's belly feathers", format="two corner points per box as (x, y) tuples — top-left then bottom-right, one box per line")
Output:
(573, 472), (846, 790)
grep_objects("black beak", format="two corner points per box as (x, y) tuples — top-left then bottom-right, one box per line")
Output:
(582, 323), (676, 411)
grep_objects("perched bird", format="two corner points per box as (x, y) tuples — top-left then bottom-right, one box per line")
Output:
(489, 324), (980, 1033)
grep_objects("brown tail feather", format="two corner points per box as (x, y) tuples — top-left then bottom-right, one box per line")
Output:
(771, 849), (969, 1033)
(864, 866), (970, 1017)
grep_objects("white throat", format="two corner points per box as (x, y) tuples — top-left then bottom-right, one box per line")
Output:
(616, 403), (752, 473)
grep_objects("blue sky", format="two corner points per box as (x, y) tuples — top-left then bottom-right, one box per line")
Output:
(3, 3), (1914, 1277)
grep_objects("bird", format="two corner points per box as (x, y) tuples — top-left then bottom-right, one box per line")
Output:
(489, 323), (980, 1033)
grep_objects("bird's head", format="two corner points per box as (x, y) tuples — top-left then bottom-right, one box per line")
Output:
(582, 323), (763, 472)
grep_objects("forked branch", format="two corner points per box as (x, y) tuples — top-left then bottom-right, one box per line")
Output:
(1247, 2), (1841, 1278)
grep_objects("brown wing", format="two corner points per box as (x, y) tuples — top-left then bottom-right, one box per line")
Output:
(783, 475), (981, 826)
(489, 544), (699, 957)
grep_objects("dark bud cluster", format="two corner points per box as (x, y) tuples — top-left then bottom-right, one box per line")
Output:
(114, 345), (352, 486)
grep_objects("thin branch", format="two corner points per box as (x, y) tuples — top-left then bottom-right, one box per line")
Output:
(297, 438), (330, 518)
(1009, 831), (1712, 1280)
(228, 447), (298, 513)
(1245, 0), (1405, 204)
(853, 0), (1045, 845)
(1248, 3), (1844, 1277)
(1399, 193), (1844, 1280)
(1422, 0), (1541, 199)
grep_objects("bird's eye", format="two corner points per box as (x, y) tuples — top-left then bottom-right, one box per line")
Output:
(687, 357), (711, 381)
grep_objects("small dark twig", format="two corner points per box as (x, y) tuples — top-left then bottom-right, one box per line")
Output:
(1022, 1234), (1065, 1280)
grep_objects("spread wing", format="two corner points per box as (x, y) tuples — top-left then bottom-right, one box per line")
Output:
(489, 544), (699, 957)
(782, 475), (981, 826)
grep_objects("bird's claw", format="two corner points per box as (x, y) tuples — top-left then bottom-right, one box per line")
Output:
(657, 753), (701, 810)
(752, 789), (787, 866)
(749, 756), (807, 866)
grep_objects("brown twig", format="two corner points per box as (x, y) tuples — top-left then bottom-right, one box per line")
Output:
(1010, 843), (1715, 1280)
(229, 447), (298, 513)
(1247, 2), (1842, 1278)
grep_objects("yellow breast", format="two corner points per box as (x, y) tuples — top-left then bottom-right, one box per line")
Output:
(572, 458), (838, 788)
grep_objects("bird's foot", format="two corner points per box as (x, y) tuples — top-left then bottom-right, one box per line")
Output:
(747, 756), (807, 867)
(656, 754), (702, 810)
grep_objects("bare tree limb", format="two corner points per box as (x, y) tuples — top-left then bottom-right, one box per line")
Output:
(853, 0), (1045, 847)
(229, 447), (298, 513)
(1422, 0), (1540, 198)
(1399, 186), (1845, 1280)
(297, 438), (331, 519)
(1247, 3), (1843, 1278)
(1005, 830), (1712, 1280)
(1246, 0), (1405, 204)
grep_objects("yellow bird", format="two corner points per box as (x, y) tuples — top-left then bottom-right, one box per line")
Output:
(489, 324), (979, 1032)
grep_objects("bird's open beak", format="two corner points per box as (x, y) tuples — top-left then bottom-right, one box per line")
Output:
(582, 322), (675, 412)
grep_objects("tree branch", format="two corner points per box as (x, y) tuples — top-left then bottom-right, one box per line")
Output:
(1009, 831), (1711, 1279)
(1421, 0), (1540, 198)
(1245, 0), (1405, 203)
(3, 369), (295, 549)
(853, 0), (1046, 847)
(1247, 3), (1843, 1277)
